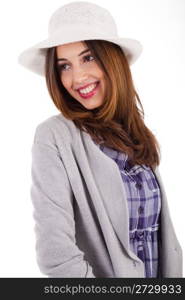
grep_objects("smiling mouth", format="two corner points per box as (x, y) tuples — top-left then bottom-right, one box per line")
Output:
(78, 82), (100, 99)
(79, 81), (99, 92)
(77, 81), (100, 99)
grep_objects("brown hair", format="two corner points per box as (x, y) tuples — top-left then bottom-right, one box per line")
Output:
(45, 39), (160, 168)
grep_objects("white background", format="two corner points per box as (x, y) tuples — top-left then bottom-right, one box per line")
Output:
(0, 0), (184, 277)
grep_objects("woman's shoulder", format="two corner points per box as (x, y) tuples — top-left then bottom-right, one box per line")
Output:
(32, 113), (77, 147)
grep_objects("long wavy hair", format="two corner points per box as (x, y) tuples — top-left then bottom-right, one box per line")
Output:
(45, 39), (160, 168)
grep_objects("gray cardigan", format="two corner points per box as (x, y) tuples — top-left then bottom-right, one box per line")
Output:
(30, 113), (183, 277)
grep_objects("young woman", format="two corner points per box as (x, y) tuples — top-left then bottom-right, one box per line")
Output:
(18, 2), (182, 278)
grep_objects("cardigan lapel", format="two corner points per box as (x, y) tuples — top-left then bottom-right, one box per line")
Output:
(75, 130), (142, 263)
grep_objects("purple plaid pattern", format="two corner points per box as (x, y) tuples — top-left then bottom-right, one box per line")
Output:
(94, 141), (161, 278)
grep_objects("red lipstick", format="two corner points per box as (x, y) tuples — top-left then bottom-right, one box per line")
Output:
(78, 81), (100, 99)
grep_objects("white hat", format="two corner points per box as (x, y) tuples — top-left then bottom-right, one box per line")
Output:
(18, 1), (143, 76)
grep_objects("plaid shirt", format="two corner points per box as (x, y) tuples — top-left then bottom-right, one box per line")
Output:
(94, 142), (161, 278)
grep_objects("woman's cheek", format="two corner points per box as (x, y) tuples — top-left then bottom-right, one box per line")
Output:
(61, 74), (71, 89)
(61, 76), (68, 89)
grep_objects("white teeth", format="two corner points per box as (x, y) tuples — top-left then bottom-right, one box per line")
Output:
(79, 82), (98, 94)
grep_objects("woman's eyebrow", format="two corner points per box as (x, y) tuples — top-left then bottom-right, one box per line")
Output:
(57, 48), (90, 63)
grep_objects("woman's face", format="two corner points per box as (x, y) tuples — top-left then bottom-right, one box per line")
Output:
(56, 41), (106, 110)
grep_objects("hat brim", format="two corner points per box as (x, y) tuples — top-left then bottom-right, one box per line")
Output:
(18, 36), (142, 76)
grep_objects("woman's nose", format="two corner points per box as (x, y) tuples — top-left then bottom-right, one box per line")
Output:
(72, 66), (88, 83)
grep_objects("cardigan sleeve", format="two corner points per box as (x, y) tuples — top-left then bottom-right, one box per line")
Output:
(30, 124), (96, 278)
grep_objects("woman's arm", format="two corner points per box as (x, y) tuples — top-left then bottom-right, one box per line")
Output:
(30, 124), (95, 277)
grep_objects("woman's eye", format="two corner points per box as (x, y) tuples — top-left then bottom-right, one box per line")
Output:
(84, 55), (95, 62)
(59, 64), (70, 71)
